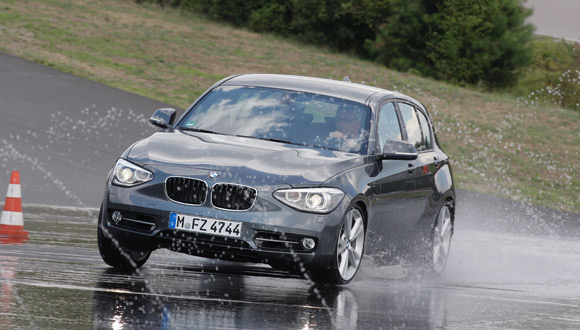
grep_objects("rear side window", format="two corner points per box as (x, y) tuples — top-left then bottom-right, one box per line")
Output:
(398, 103), (424, 151)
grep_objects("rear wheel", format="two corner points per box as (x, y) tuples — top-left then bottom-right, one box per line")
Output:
(311, 205), (366, 285)
(432, 203), (453, 274)
(407, 200), (454, 278)
(97, 206), (151, 270)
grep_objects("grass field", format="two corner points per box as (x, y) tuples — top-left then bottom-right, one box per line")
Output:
(1, 0), (579, 213)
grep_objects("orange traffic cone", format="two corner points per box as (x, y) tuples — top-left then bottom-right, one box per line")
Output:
(0, 171), (29, 245)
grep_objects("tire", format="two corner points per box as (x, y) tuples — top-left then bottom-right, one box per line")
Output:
(311, 205), (366, 285)
(97, 206), (151, 270)
(407, 200), (454, 278)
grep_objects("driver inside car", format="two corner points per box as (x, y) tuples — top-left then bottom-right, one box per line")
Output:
(329, 106), (366, 152)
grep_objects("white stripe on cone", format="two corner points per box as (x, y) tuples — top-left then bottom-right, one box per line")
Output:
(0, 211), (23, 227)
(5, 184), (21, 198)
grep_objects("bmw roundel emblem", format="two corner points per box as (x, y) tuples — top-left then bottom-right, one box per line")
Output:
(209, 171), (220, 179)
(111, 211), (122, 223)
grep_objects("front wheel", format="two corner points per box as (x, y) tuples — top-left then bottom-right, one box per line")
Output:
(97, 207), (151, 270)
(311, 205), (366, 285)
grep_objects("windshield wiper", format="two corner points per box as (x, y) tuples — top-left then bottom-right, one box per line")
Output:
(180, 127), (224, 135)
(235, 135), (295, 145)
(181, 129), (294, 145)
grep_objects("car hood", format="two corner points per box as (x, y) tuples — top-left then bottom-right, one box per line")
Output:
(127, 131), (366, 185)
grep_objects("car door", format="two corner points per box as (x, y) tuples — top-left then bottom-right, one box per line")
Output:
(413, 105), (441, 229)
(397, 102), (439, 240)
(367, 101), (420, 254)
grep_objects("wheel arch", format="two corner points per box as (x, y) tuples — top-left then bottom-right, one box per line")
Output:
(442, 194), (456, 223)
(351, 194), (369, 229)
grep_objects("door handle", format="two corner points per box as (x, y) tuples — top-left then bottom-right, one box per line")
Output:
(407, 163), (417, 173)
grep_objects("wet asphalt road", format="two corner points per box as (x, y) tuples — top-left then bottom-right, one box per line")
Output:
(0, 52), (176, 208)
(1, 207), (580, 329)
(1, 43), (580, 328)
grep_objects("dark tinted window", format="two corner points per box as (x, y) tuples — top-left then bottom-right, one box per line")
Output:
(398, 103), (424, 151)
(377, 103), (402, 152)
(417, 109), (433, 150)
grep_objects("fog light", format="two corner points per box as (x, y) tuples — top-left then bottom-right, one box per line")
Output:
(301, 238), (316, 250)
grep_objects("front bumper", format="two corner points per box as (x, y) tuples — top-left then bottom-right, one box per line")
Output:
(101, 177), (348, 269)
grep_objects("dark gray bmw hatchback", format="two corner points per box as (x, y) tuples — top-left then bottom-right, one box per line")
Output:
(98, 74), (455, 284)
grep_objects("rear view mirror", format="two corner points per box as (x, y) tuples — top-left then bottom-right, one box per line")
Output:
(149, 108), (176, 129)
(379, 139), (418, 160)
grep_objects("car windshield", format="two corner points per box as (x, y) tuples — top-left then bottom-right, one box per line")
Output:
(178, 86), (371, 154)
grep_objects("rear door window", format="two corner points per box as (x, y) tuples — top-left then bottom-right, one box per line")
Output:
(416, 109), (433, 150)
(398, 103), (424, 151)
(377, 102), (402, 153)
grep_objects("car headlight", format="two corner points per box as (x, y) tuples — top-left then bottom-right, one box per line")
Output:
(112, 159), (153, 187)
(273, 188), (345, 213)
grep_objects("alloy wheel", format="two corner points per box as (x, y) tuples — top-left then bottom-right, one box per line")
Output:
(336, 207), (365, 281)
(432, 205), (452, 274)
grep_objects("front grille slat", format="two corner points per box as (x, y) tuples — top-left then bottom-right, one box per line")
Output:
(211, 183), (257, 211)
(166, 177), (256, 211)
(166, 177), (207, 205)
(233, 186), (242, 208)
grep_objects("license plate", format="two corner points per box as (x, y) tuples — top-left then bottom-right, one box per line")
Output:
(169, 212), (242, 238)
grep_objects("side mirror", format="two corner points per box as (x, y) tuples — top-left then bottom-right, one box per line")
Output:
(149, 108), (176, 129)
(379, 139), (418, 160)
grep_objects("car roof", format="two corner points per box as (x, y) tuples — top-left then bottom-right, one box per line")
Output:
(221, 73), (398, 104)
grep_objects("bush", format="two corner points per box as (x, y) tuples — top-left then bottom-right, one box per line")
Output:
(191, 0), (264, 26)
(247, 0), (373, 54)
(136, 0), (264, 26)
(370, 0), (535, 89)
(248, 1), (292, 35)
(516, 38), (580, 110)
